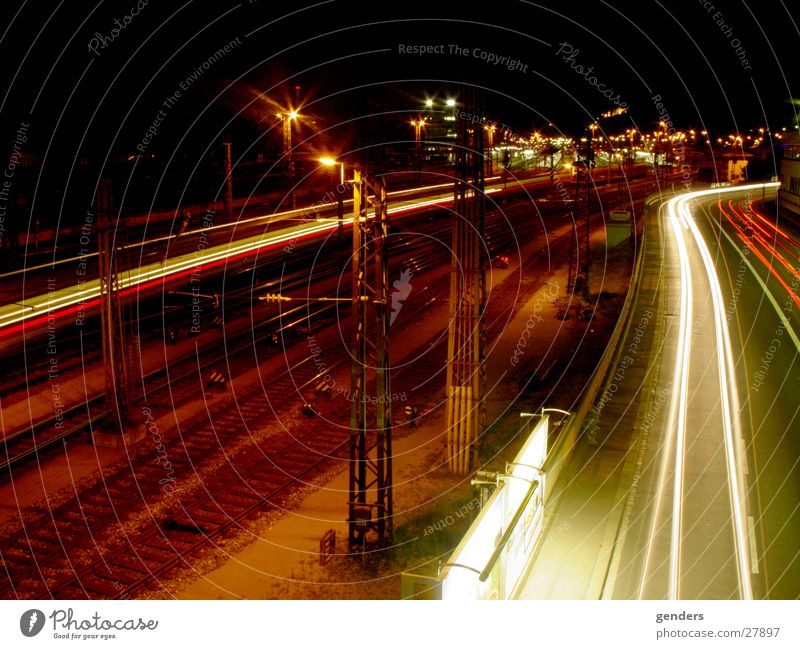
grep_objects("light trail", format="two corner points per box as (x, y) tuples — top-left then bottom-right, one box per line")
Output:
(0, 179), (506, 339)
(679, 194), (753, 600)
(717, 200), (800, 310)
(0, 173), (522, 281)
(638, 198), (692, 600)
(640, 183), (776, 599)
(667, 202), (692, 600)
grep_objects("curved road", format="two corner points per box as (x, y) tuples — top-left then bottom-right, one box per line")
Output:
(519, 182), (799, 600)
(617, 182), (798, 599)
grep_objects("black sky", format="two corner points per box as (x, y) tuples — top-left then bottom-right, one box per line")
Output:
(0, 1), (797, 190)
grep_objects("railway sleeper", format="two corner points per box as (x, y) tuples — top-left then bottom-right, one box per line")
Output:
(149, 528), (200, 549)
(75, 573), (124, 598)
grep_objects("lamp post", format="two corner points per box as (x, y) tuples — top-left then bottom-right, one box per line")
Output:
(410, 118), (427, 183)
(319, 157), (346, 238)
(485, 124), (496, 176)
(277, 110), (299, 209)
(410, 118), (427, 153)
(278, 110), (298, 158)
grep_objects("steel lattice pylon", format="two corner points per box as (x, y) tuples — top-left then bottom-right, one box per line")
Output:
(96, 179), (131, 435)
(348, 169), (393, 554)
(568, 135), (595, 295)
(445, 88), (486, 475)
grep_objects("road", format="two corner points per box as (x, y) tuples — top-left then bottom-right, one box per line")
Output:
(517, 181), (800, 600)
(611, 182), (800, 599)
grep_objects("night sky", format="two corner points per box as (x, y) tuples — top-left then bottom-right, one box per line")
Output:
(0, 1), (797, 215)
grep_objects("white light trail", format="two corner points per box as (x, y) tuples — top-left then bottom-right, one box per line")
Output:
(0, 180), (512, 334)
(678, 193), (753, 600)
(639, 200), (692, 599)
(640, 184), (773, 599)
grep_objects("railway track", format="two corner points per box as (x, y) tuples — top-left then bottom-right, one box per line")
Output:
(0, 349), (350, 599)
(0, 227), (448, 473)
(0, 181), (656, 598)
(0, 230), (459, 598)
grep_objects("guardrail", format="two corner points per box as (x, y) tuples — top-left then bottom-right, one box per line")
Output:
(401, 195), (653, 599)
(538, 194), (649, 503)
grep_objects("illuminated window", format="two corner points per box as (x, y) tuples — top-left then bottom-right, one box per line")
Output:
(784, 144), (800, 160)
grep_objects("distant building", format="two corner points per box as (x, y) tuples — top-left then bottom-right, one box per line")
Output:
(696, 151), (751, 184)
(721, 152), (751, 183)
(419, 96), (457, 162)
(779, 133), (800, 220)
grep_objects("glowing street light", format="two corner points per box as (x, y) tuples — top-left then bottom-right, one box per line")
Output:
(410, 117), (428, 145)
(319, 156), (345, 186)
(319, 156), (347, 237)
(277, 110), (299, 158)
(485, 123), (496, 175)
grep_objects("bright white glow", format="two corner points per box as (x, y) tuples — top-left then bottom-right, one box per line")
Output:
(0, 179), (511, 332)
(679, 196), (753, 600)
(668, 203), (692, 599)
(639, 202), (692, 600)
(446, 98), (456, 107)
(638, 184), (770, 600)
(441, 416), (548, 600)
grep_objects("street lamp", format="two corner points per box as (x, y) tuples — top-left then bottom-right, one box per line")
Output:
(277, 110), (299, 208)
(410, 118), (427, 150)
(276, 110), (299, 159)
(410, 118), (428, 178)
(484, 124), (496, 176)
(319, 157), (346, 238)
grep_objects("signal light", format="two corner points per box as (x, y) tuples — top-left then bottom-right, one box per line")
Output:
(260, 293), (291, 303)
